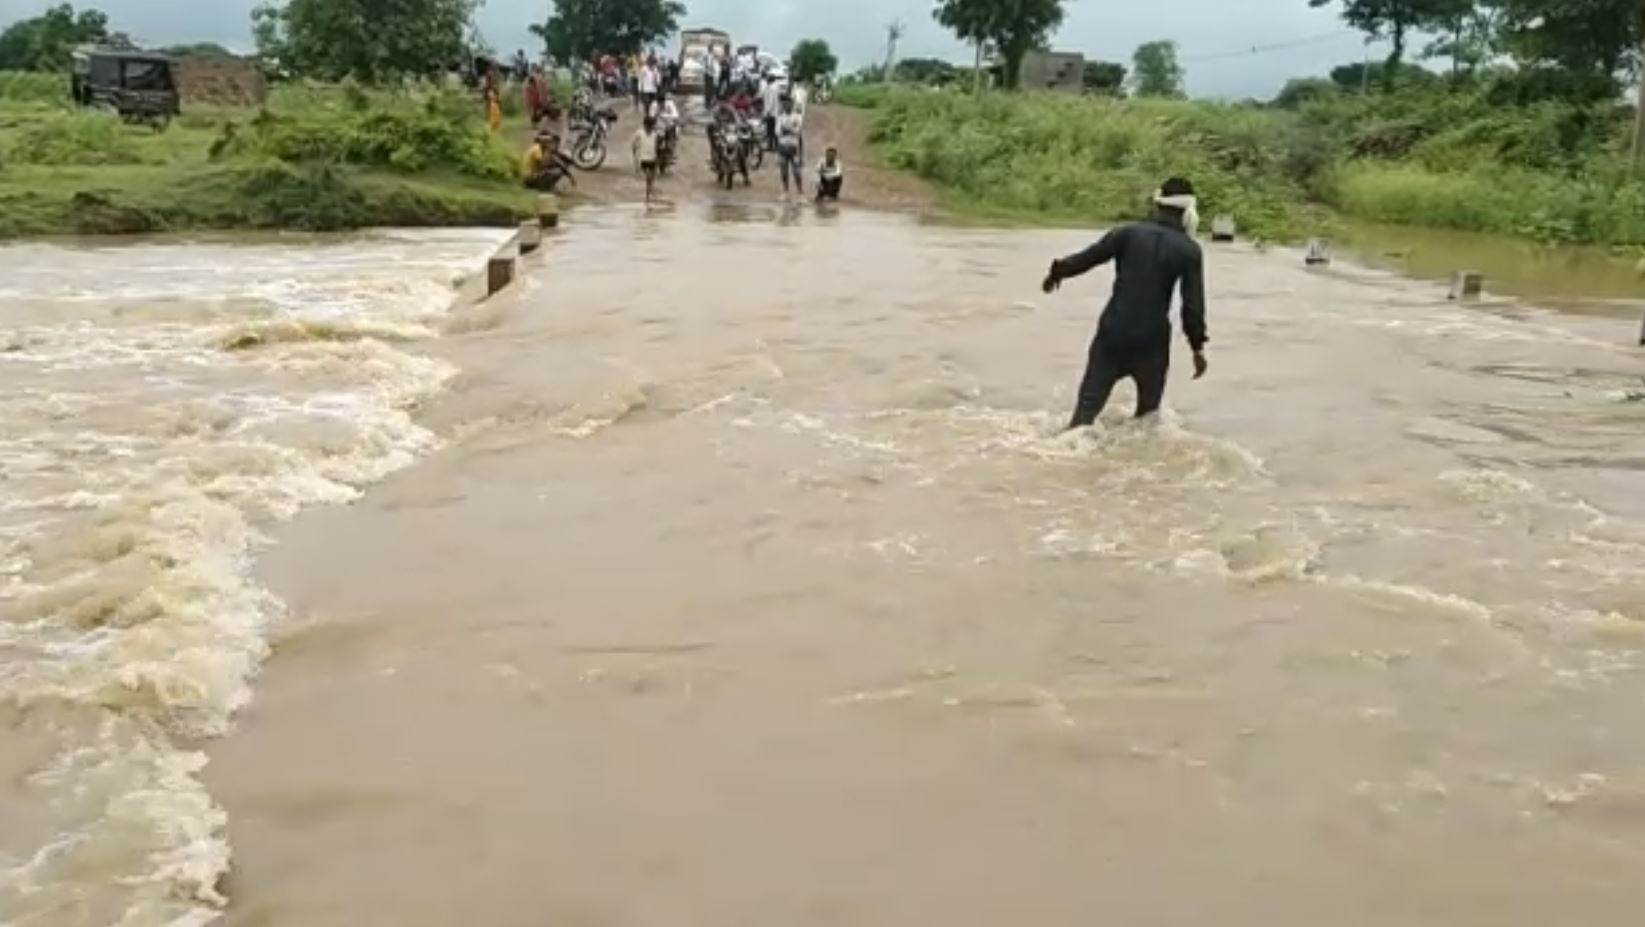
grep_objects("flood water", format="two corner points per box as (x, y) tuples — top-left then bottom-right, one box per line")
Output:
(5, 207), (1645, 926)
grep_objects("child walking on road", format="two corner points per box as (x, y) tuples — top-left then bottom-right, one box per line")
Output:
(632, 116), (661, 204)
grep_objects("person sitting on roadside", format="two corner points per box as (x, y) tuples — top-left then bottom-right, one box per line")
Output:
(521, 131), (569, 191)
(632, 116), (661, 203)
(816, 147), (844, 201)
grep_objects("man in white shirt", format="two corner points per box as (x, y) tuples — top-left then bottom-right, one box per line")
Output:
(639, 60), (660, 112)
(759, 76), (784, 151)
(774, 96), (805, 198)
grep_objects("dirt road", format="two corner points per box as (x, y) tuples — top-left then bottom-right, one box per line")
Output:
(550, 101), (936, 212)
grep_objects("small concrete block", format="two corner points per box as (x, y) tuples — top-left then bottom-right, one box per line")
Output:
(486, 254), (516, 296)
(1305, 238), (1332, 266)
(1449, 270), (1484, 301)
(1210, 215), (1237, 242)
(538, 194), (560, 229)
(518, 220), (542, 255)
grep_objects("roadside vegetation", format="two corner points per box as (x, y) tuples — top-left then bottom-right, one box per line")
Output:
(0, 81), (532, 237)
(848, 0), (1645, 247)
(846, 82), (1645, 245)
(0, 1), (562, 238)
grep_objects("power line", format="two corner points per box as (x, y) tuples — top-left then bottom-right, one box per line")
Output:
(1179, 29), (1361, 64)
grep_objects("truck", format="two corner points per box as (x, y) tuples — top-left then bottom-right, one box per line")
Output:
(678, 27), (731, 92)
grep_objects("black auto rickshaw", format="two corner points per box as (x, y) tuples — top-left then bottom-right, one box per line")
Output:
(70, 47), (181, 128)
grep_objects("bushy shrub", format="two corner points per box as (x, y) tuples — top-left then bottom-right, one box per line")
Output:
(6, 111), (141, 165)
(868, 90), (1318, 239)
(0, 71), (68, 105)
(233, 159), (371, 230)
(220, 91), (514, 180)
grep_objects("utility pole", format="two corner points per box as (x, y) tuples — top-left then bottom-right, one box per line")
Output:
(1634, 2), (1645, 163)
(973, 38), (985, 95)
(884, 20), (904, 83)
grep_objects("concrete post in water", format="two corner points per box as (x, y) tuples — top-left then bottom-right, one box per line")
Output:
(538, 194), (560, 229)
(486, 253), (516, 297)
(1210, 215), (1237, 243)
(1305, 238), (1332, 266)
(518, 220), (542, 255)
(1449, 271), (1483, 301)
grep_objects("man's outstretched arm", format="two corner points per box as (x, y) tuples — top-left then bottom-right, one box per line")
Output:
(1180, 249), (1210, 378)
(1043, 228), (1124, 293)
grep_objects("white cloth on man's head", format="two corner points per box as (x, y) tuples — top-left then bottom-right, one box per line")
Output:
(1154, 191), (1200, 239)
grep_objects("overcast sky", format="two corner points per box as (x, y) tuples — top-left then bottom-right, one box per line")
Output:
(0, 0), (1393, 99)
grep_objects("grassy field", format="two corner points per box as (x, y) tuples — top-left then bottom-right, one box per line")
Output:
(841, 83), (1645, 248)
(0, 75), (536, 238)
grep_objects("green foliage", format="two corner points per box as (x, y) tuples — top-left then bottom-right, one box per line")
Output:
(1309, 1), (1473, 85)
(851, 79), (1645, 245)
(1083, 61), (1126, 96)
(834, 83), (893, 109)
(0, 70), (69, 105)
(1493, 0), (1642, 93)
(1131, 41), (1185, 98)
(252, 0), (476, 82)
(531, 0), (685, 65)
(1274, 77), (1340, 109)
(160, 43), (236, 58)
(865, 89), (1316, 239)
(1328, 60), (1440, 92)
(0, 4), (111, 72)
(934, 0), (1066, 89)
(233, 158), (370, 230)
(1332, 162), (1645, 244)
(218, 89), (515, 180)
(894, 58), (965, 86)
(790, 39), (839, 85)
(5, 110), (139, 165)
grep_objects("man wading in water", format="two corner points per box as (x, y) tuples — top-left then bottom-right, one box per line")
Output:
(1042, 177), (1209, 429)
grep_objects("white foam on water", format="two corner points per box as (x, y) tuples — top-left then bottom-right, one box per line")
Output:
(0, 230), (499, 924)
(1439, 467), (1540, 505)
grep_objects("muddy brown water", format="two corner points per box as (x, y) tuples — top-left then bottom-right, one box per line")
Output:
(4, 206), (1645, 926)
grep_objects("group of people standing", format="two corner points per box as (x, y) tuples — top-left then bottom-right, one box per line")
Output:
(709, 67), (842, 202)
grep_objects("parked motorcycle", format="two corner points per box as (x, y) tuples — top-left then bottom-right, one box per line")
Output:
(571, 106), (619, 171)
(709, 123), (749, 190)
(735, 116), (764, 171)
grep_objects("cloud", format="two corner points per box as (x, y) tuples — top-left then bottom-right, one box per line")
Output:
(3, 0), (1389, 98)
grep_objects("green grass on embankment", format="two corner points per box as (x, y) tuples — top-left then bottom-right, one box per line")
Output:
(0, 77), (535, 237)
(839, 83), (1645, 247)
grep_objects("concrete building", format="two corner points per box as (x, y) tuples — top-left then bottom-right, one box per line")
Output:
(1018, 51), (1084, 93)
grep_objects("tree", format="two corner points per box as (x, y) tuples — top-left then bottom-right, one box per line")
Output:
(252, 0), (477, 80)
(1273, 76), (1340, 108)
(1328, 59), (1439, 92)
(0, 4), (111, 71)
(161, 42), (236, 58)
(933, 0), (1067, 90)
(790, 39), (838, 84)
(530, 0), (685, 66)
(894, 57), (962, 84)
(1308, 1), (1473, 89)
(1082, 60), (1126, 95)
(1489, 0), (1643, 97)
(1130, 40), (1185, 97)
